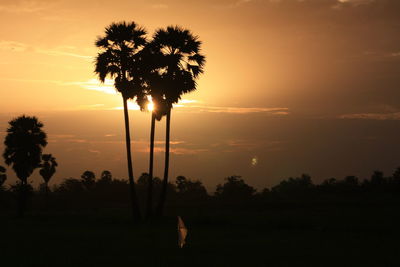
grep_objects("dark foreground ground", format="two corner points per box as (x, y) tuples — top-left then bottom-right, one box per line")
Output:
(1, 203), (400, 267)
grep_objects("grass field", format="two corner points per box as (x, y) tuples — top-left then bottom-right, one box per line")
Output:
(1, 203), (400, 267)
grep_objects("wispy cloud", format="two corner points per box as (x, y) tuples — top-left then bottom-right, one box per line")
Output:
(333, 0), (375, 9)
(390, 52), (400, 57)
(74, 104), (106, 110)
(340, 112), (400, 120)
(225, 139), (286, 152)
(0, 0), (51, 13)
(0, 40), (92, 59)
(36, 48), (92, 60)
(183, 105), (289, 114)
(64, 79), (117, 95)
(0, 40), (29, 52)
(150, 3), (168, 9)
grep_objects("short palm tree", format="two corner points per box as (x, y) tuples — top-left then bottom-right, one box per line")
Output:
(39, 154), (57, 198)
(3, 115), (47, 216)
(149, 26), (206, 216)
(94, 21), (148, 221)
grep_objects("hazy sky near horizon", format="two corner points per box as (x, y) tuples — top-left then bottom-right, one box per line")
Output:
(1, 0), (400, 190)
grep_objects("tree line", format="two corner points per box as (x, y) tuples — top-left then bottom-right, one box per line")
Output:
(2, 167), (400, 213)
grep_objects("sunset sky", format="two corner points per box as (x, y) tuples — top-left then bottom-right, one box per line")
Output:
(1, 0), (400, 190)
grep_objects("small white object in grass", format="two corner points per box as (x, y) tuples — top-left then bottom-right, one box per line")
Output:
(177, 216), (187, 248)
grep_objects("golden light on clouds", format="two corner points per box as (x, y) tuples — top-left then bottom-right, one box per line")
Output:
(79, 78), (117, 95)
(113, 101), (141, 111)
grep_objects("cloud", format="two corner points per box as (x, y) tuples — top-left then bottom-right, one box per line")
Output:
(74, 104), (106, 110)
(0, 0), (50, 13)
(88, 149), (101, 155)
(339, 112), (400, 120)
(0, 40), (92, 59)
(36, 48), (92, 60)
(64, 79), (117, 95)
(140, 147), (208, 155)
(337, 0), (374, 4)
(225, 139), (286, 151)
(183, 105), (289, 114)
(333, 0), (375, 9)
(150, 3), (168, 9)
(0, 40), (30, 52)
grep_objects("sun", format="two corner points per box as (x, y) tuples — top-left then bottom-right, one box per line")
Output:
(147, 102), (154, 111)
(147, 95), (154, 111)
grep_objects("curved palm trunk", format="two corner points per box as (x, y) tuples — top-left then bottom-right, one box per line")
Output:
(156, 108), (171, 217)
(122, 97), (141, 222)
(146, 112), (156, 219)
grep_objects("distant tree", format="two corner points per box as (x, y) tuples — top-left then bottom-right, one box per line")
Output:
(215, 176), (256, 201)
(272, 174), (313, 197)
(175, 176), (208, 201)
(55, 178), (85, 194)
(0, 165), (6, 189)
(391, 167), (400, 190)
(81, 171), (96, 190)
(322, 177), (338, 187)
(393, 167), (400, 182)
(137, 172), (150, 186)
(370, 171), (385, 186)
(151, 26), (206, 217)
(343, 176), (358, 187)
(94, 21), (148, 222)
(98, 170), (112, 184)
(137, 173), (163, 203)
(39, 154), (58, 198)
(3, 115), (47, 217)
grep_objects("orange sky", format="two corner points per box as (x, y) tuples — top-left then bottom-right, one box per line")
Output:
(1, 0), (400, 190)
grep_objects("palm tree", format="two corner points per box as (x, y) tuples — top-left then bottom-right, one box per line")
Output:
(94, 21), (148, 221)
(3, 115), (47, 216)
(149, 26), (206, 216)
(39, 154), (57, 199)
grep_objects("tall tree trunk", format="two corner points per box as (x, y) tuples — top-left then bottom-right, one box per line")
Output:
(156, 108), (171, 217)
(146, 112), (156, 219)
(123, 97), (141, 222)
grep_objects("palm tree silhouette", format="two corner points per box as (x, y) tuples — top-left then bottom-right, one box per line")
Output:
(39, 154), (57, 199)
(149, 26), (206, 216)
(94, 21), (148, 221)
(135, 45), (169, 219)
(3, 115), (47, 216)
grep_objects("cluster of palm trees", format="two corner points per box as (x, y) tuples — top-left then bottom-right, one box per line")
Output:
(1, 115), (58, 216)
(94, 21), (205, 222)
